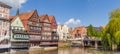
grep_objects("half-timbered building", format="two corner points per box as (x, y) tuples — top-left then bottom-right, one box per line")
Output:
(39, 14), (52, 46)
(10, 10), (41, 47)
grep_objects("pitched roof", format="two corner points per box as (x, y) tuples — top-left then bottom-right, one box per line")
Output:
(10, 10), (35, 22)
(48, 16), (54, 23)
(39, 14), (50, 22)
(72, 26), (85, 34)
(10, 16), (16, 23)
(48, 16), (57, 29)
(18, 10), (35, 20)
(10, 10), (36, 30)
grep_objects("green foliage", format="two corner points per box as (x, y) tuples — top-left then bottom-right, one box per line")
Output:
(87, 24), (102, 37)
(102, 8), (120, 50)
(87, 24), (93, 37)
(110, 8), (120, 19)
(115, 31), (120, 45)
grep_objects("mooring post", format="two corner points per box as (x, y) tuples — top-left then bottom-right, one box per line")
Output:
(82, 39), (84, 47)
(95, 41), (98, 49)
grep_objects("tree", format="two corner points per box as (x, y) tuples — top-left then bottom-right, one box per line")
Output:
(102, 8), (120, 50)
(87, 24), (102, 37)
(110, 8), (120, 19)
(87, 24), (93, 37)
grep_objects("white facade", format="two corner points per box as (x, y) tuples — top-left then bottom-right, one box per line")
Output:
(57, 25), (71, 41)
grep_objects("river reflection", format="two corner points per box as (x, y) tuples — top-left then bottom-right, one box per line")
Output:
(3, 47), (120, 54)
(58, 47), (120, 54)
(58, 48), (93, 54)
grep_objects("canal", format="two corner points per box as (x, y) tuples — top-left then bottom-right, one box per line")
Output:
(2, 47), (120, 54)
(54, 48), (120, 54)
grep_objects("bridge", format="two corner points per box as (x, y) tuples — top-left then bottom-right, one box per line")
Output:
(68, 38), (102, 48)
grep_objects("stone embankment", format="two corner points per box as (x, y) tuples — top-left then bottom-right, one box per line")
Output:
(3, 46), (58, 54)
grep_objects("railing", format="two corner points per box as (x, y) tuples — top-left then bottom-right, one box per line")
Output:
(12, 29), (27, 34)
(0, 17), (9, 21)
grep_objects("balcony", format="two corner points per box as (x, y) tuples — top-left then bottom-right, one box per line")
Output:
(0, 17), (9, 21)
(30, 35), (41, 41)
(12, 29), (27, 34)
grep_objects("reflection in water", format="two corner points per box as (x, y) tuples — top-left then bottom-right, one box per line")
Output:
(58, 47), (120, 54)
(3, 48), (120, 54)
(58, 48), (88, 54)
(44, 50), (58, 54)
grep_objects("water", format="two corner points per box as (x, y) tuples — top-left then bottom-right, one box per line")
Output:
(2, 47), (120, 54)
(58, 47), (120, 54)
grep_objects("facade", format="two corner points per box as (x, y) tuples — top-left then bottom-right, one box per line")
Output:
(48, 16), (58, 46)
(11, 10), (41, 47)
(0, 2), (11, 51)
(39, 14), (52, 46)
(10, 16), (29, 49)
(48, 16), (58, 41)
(57, 25), (71, 41)
(72, 26), (87, 39)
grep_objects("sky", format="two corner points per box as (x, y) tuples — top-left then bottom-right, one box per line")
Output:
(0, 0), (120, 28)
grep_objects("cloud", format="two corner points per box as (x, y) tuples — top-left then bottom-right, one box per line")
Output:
(0, 0), (27, 9)
(65, 18), (81, 26)
(57, 22), (61, 25)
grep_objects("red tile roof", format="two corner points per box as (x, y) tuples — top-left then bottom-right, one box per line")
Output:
(10, 10), (36, 30)
(48, 16), (57, 29)
(10, 16), (17, 23)
(39, 14), (50, 22)
(18, 10), (35, 20)
(72, 26), (86, 34)
(48, 16), (54, 23)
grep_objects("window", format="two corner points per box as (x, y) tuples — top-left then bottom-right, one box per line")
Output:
(0, 6), (3, 11)
(44, 19), (49, 22)
(6, 8), (9, 13)
(0, 14), (3, 17)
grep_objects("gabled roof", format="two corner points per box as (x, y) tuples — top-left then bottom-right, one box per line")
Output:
(10, 16), (17, 23)
(48, 16), (57, 29)
(10, 10), (35, 22)
(72, 26), (86, 34)
(18, 10), (35, 20)
(10, 10), (37, 30)
(48, 16), (54, 23)
(39, 14), (50, 22)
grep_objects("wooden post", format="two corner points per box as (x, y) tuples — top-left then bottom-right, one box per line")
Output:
(88, 41), (90, 46)
(95, 41), (98, 49)
(82, 39), (84, 47)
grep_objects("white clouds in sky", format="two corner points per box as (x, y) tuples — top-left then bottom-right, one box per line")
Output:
(57, 22), (61, 25)
(65, 18), (81, 26)
(0, 0), (27, 9)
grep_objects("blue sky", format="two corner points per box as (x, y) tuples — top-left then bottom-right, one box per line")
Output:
(5, 0), (120, 28)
